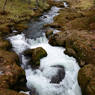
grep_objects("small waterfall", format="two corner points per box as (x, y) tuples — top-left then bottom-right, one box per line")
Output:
(63, 2), (68, 8)
(8, 6), (82, 95)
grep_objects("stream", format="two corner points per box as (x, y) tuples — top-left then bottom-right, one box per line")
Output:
(8, 5), (82, 95)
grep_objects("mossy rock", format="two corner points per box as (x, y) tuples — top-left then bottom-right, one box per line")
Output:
(49, 31), (71, 46)
(45, 29), (53, 38)
(0, 49), (26, 91)
(78, 64), (95, 95)
(0, 89), (27, 95)
(14, 24), (28, 33)
(66, 17), (91, 30)
(54, 17), (68, 28)
(49, 23), (61, 28)
(27, 47), (47, 67)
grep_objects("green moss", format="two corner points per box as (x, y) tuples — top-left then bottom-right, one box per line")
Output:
(29, 47), (47, 66)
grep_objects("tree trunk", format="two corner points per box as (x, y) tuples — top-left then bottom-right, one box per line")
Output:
(36, 0), (38, 9)
(3, 0), (8, 13)
(42, 0), (44, 3)
(28, 0), (31, 5)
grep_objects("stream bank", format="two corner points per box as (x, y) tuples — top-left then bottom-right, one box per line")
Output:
(47, 0), (95, 95)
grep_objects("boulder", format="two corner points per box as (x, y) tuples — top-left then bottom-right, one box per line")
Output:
(49, 23), (61, 28)
(24, 47), (47, 67)
(78, 64), (95, 95)
(43, 24), (49, 27)
(45, 29), (53, 38)
(49, 31), (71, 46)
(14, 24), (28, 33)
(0, 49), (27, 91)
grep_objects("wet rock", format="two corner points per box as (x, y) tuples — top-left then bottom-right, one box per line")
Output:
(25, 47), (47, 67)
(45, 29), (53, 38)
(0, 89), (27, 95)
(0, 49), (27, 91)
(49, 23), (61, 28)
(14, 24), (28, 33)
(43, 24), (49, 27)
(50, 65), (65, 84)
(29, 87), (38, 95)
(43, 16), (47, 19)
(78, 64), (95, 95)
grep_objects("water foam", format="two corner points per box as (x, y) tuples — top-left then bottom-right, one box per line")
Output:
(8, 33), (82, 95)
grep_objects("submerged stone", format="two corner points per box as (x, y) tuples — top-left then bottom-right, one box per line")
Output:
(50, 65), (65, 84)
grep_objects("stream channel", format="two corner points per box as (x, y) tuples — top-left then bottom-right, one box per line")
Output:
(8, 4), (82, 95)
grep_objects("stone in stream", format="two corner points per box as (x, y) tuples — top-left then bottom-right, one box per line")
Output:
(42, 65), (65, 84)
(45, 29), (53, 38)
(24, 47), (47, 68)
(14, 24), (28, 34)
(50, 65), (65, 84)
(29, 87), (38, 95)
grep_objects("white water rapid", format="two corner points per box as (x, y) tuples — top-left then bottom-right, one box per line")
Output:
(8, 6), (82, 95)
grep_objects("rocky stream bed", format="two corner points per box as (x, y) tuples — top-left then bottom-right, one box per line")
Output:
(0, 0), (95, 95)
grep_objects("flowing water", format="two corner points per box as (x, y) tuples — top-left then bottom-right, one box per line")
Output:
(8, 6), (82, 95)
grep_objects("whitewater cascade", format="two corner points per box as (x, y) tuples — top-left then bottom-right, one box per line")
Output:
(8, 6), (82, 95)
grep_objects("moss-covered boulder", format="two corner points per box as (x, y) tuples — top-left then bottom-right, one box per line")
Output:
(14, 24), (28, 33)
(49, 31), (71, 46)
(0, 49), (26, 91)
(25, 47), (47, 67)
(0, 89), (27, 95)
(0, 37), (12, 50)
(45, 29), (53, 38)
(78, 64), (95, 95)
